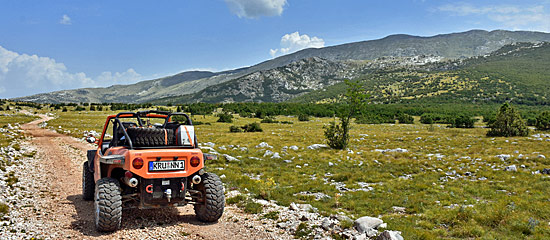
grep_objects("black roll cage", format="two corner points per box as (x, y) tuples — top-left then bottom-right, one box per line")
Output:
(108, 110), (193, 150)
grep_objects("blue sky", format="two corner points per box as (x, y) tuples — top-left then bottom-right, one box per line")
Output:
(0, 0), (549, 98)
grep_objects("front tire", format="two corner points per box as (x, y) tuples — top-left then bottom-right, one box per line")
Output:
(82, 162), (95, 201)
(94, 178), (122, 232)
(194, 173), (225, 222)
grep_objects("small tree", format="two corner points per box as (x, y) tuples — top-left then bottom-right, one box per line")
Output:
(298, 114), (310, 121)
(216, 113), (233, 123)
(451, 115), (475, 128)
(536, 111), (550, 131)
(397, 113), (414, 124)
(324, 80), (368, 149)
(487, 103), (529, 137)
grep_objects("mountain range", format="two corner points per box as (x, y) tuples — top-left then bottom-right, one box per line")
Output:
(14, 29), (550, 104)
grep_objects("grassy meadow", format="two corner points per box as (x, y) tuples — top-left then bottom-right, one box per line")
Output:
(29, 106), (550, 239)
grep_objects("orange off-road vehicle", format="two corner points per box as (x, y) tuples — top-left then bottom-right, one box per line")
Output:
(82, 110), (224, 232)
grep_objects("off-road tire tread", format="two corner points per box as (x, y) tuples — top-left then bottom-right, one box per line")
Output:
(194, 173), (224, 222)
(95, 178), (122, 232)
(82, 162), (95, 201)
(126, 127), (174, 147)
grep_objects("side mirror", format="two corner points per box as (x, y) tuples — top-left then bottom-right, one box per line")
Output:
(86, 136), (96, 144)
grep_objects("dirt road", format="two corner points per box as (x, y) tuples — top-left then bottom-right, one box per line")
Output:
(18, 115), (283, 239)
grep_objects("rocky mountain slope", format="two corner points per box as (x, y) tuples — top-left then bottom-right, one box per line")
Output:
(291, 42), (550, 105)
(15, 30), (550, 103)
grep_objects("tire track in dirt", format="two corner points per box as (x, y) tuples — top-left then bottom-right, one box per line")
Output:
(21, 114), (284, 239)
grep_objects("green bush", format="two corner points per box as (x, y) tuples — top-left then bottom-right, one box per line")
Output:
(260, 117), (278, 123)
(229, 125), (243, 132)
(0, 202), (8, 217)
(216, 113), (233, 123)
(451, 115), (475, 128)
(298, 114), (310, 121)
(62, 107), (68, 112)
(243, 201), (263, 214)
(397, 113), (414, 124)
(324, 121), (346, 149)
(242, 122), (263, 132)
(536, 111), (550, 131)
(487, 103), (529, 137)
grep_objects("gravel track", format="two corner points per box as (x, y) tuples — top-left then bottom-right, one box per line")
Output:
(16, 115), (285, 240)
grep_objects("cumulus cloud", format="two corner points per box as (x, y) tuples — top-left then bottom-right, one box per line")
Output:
(225, 0), (287, 18)
(436, 3), (550, 32)
(269, 32), (325, 57)
(0, 45), (143, 98)
(59, 14), (72, 25)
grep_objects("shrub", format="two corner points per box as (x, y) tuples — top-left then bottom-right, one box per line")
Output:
(397, 113), (414, 124)
(229, 125), (243, 132)
(74, 106), (86, 111)
(298, 114), (310, 121)
(262, 211), (279, 220)
(217, 113), (233, 123)
(260, 117), (278, 123)
(62, 107), (68, 112)
(451, 115), (475, 128)
(324, 80), (368, 149)
(295, 222), (312, 238)
(0, 202), (8, 217)
(536, 111), (550, 131)
(487, 103), (529, 137)
(242, 122), (263, 132)
(243, 201), (263, 214)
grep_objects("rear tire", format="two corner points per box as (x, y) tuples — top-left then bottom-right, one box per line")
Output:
(82, 162), (95, 201)
(194, 173), (225, 222)
(94, 178), (122, 232)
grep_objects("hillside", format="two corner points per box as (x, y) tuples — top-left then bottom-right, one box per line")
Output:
(14, 30), (550, 104)
(292, 42), (550, 105)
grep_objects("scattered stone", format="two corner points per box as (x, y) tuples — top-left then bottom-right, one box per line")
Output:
(391, 206), (406, 214)
(374, 148), (408, 153)
(289, 203), (317, 212)
(377, 230), (404, 240)
(283, 160), (292, 163)
(263, 150), (274, 157)
(328, 162), (335, 166)
(256, 142), (272, 148)
(505, 165), (517, 172)
(495, 154), (511, 161)
(321, 218), (334, 230)
(354, 216), (383, 233)
(271, 152), (281, 159)
(223, 154), (240, 162)
(539, 155), (546, 159)
(307, 144), (329, 150)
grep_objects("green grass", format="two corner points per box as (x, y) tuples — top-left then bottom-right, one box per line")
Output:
(38, 109), (550, 239)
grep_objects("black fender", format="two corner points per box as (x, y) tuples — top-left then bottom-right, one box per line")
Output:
(87, 149), (96, 172)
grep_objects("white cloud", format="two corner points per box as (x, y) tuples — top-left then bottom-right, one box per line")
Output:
(0, 45), (143, 98)
(436, 3), (550, 32)
(225, 0), (287, 18)
(269, 31), (325, 57)
(59, 14), (72, 25)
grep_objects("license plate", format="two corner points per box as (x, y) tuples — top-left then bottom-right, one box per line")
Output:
(149, 160), (185, 171)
